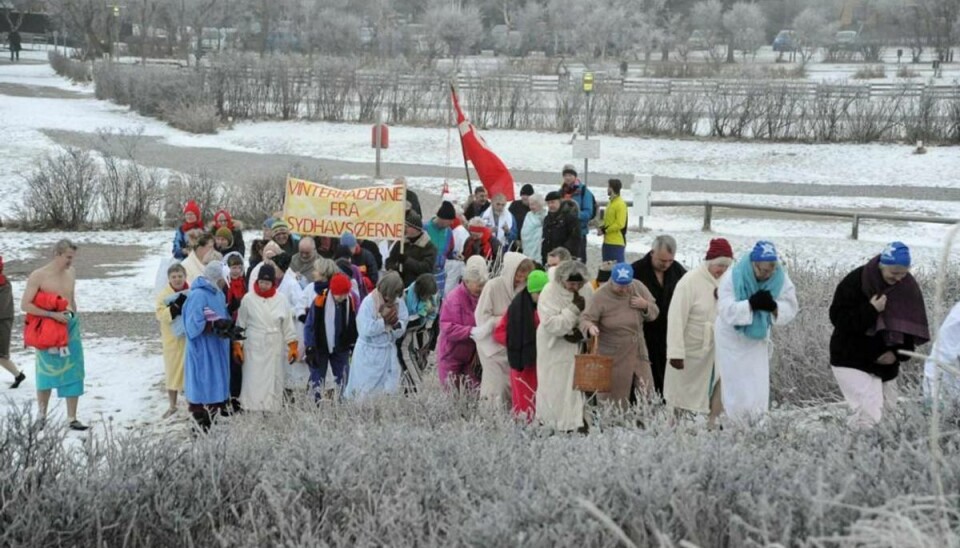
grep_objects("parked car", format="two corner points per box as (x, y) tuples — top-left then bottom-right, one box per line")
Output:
(834, 30), (859, 49)
(772, 30), (796, 52)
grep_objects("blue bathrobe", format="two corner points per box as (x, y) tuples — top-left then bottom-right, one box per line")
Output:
(183, 276), (231, 405)
(344, 293), (409, 399)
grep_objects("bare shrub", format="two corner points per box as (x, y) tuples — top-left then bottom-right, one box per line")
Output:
(47, 51), (92, 83)
(162, 101), (220, 134)
(17, 148), (98, 229)
(162, 171), (225, 223)
(897, 65), (920, 78)
(95, 130), (164, 227)
(223, 163), (329, 225)
(852, 65), (886, 80)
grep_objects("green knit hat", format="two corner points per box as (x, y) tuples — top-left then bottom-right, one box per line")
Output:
(527, 270), (549, 294)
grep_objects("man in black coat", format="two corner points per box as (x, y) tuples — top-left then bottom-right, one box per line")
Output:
(463, 186), (490, 220)
(509, 184), (534, 237)
(540, 191), (580, 265)
(829, 242), (929, 428)
(386, 212), (438, 287)
(632, 235), (687, 398)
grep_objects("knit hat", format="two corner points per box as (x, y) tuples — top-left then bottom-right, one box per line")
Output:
(263, 217), (277, 229)
(257, 264), (276, 283)
(340, 231), (357, 250)
(183, 200), (201, 218)
(750, 240), (779, 262)
(463, 255), (489, 282)
(611, 262), (634, 285)
(520, 184), (534, 197)
(272, 220), (290, 234)
(405, 211), (423, 231)
(203, 261), (224, 284)
(273, 252), (291, 272)
(215, 226), (234, 247)
(562, 164), (577, 177)
(526, 270), (548, 294)
(225, 252), (244, 267)
(437, 201), (457, 221)
(705, 238), (734, 261)
(330, 273), (352, 296)
(880, 241), (911, 267)
(545, 190), (563, 202)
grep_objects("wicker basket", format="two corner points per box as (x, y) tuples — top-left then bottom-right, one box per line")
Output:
(573, 337), (613, 393)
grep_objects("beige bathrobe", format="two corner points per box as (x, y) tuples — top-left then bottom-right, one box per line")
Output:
(474, 252), (527, 406)
(580, 280), (659, 405)
(665, 264), (721, 414)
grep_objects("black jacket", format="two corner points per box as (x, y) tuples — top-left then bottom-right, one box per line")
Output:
(360, 239), (383, 270)
(464, 199), (490, 221)
(509, 200), (530, 236)
(386, 232), (438, 287)
(632, 252), (687, 393)
(829, 266), (915, 381)
(350, 248), (380, 284)
(540, 201), (580, 264)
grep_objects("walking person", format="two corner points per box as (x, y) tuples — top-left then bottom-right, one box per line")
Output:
(494, 269), (548, 420)
(436, 257), (489, 391)
(540, 191), (580, 265)
(924, 301), (960, 406)
(399, 274), (439, 393)
(173, 200), (204, 260)
(632, 235), (687, 398)
(235, 265), (298, 412)
(304, 273), (358, 401)
(8, 30), (21, 62)
(520, 194), (546, 265)
(560, 165), (595, 263)
(536, 260), (594, 432)
(183, 233), (215, 283)
(464, 186), (491, 220)
(474, 253), (535, 407)
(0, 255), (26, 388)
(830, 242), (929, 428)
(386, 212), (438, 287)
(715, 241), (798, 423)
(156, 263), (190, 418)
(665, 239), (734, 426)
(20, 240), (88, 430)
(581, 263), (660, 406)
(480, 193), (517, 249)
(598, 179), (628, 263)
(210, 209), (245, 257)
(344, 272), (409, 399)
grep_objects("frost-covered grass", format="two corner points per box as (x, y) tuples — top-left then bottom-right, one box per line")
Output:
(1, 389), (958, 547)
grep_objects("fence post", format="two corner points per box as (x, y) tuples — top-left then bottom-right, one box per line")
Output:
(851, 214), (860, 240)
(702, 203), (713, 232)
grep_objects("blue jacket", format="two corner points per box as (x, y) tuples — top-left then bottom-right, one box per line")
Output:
(172, 228), (189, 260)
(569, 181), (594, 232)
(183, 276), (230, 404)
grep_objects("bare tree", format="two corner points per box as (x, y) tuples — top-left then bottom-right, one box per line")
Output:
(3, 0), (36, 32)
(425, 1), (483, 62)
(46, 0), (113, 59)
(690, 0), (725, 65)
(723, 2), (767, 61)
(130, 0), (161, 65)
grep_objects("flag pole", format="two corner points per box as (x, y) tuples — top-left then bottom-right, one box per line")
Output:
(450, 82), (474, 195)
(399, 180), (407, 271)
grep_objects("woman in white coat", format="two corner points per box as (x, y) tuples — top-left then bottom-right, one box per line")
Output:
(536, 260), (594, 432)
(235, 265), (298, 412)
(520, 194), (546, 264)
(344, 272), (409, 399)
(473, 252), (535, 407)
(715, 241), (798, 423)
(665, 239), (734, 425)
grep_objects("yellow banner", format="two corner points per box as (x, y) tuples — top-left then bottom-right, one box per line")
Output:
(282, 177), (405, 240)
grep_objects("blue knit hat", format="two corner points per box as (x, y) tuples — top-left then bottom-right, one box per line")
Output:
(340, 231), (357, 250)
(750, 240), (779, 262)
(611, 262), (634, 285)
(880, 241), (911, 267)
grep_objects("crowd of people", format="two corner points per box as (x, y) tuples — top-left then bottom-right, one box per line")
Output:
(2, 167), (956, 433)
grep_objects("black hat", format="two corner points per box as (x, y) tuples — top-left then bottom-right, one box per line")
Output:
(257, 264), (276, 283)
(273, 252), (291, 272)
(562, 166), (578, 177)
(520, 184), (534, 196)
(405, 211), (424, 231)
(437, 201), (457, 221)
(545, 190), (563, 202)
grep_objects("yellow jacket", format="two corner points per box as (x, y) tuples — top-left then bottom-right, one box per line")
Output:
(602, 195), (628, 246)
(156, 284), (188, 392)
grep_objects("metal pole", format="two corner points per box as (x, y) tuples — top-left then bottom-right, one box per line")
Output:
(851, 214), (860, 240)
(584, 92), (590, 186)
(375, 111), (382, 179)
(702, 203), (713, 232)
(450, 84), (474, 194)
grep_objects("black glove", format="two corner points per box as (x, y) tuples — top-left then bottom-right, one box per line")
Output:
(227, 299), (240, 315)
(748, 290), (777, 313)
(571, 293), (586, 312)
(396, 252), (407, 265)
(174, 293), (188, 307)
(563, 329), (585, 344)
(297, 314), (307, 323)
(304, 347), (317, 369)
(169, 303), (183, 320)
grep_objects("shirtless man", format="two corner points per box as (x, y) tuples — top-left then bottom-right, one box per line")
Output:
(20, 239), (88, 430)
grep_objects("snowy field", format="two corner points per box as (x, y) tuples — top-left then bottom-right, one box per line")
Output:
(1, 54), (960, 431)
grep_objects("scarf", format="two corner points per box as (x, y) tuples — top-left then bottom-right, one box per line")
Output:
(313, 280), (330, 299)
(466, 227), (493, 259)
(732, 257), (785, 340)
(506, 289), (539, 371)
(227, 277), (245, 303)
(254, 282), (277, 299)
(861, 256), (930, 346)
(171, 280), (190, 293)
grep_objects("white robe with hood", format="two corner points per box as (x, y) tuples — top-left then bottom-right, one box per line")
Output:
(535, 268), (594, 431)
(473, 252), (528, 405)
(924, 301), (960, 403)
(714, 268), (798, 422)
(237, 291), (297, 411)
(480, 206), (516, 246)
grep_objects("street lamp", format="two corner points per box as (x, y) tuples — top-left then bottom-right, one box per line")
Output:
(582, 71), (594, 185)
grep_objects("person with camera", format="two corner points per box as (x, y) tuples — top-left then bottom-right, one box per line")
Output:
(183, 262), (240, 430)
(234, 265), (298, 412)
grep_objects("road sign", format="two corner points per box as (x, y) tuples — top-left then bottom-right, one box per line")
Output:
(572, 139), (600, 159)
(632, 174), (652, 217)
(582, 72), (594, 93)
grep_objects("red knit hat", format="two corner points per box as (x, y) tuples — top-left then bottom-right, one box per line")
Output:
(330, 273), (352, 296)
(705, 238), (734, 260)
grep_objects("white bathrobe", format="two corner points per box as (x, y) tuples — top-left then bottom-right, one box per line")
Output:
(714, 268), (798, 421)
(237, 291), (297, 411)
(481, 206), (516, 246)
(474, 252), (526, 406)
(924, 301), (960, 403)
(665, 264), (721, 414)
(535, 280), (594, 431)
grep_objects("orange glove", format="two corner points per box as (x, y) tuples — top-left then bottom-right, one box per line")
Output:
(232, 342), (244, 363)
(287, 341), (299, 364)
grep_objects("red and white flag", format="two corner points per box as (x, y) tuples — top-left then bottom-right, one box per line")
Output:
(451, 87), (515, 201)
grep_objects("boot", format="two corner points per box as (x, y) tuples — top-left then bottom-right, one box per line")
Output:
(11, 372), (26, 389)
